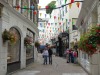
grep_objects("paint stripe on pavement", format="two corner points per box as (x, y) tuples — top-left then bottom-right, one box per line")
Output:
(62, 73), (87, 75)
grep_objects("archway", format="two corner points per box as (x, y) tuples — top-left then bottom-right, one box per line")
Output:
(7, 27), (21, 73)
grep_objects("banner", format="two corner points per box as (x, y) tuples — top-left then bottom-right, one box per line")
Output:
(69, 3), (72, 9)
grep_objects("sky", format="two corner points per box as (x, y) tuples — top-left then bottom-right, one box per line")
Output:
(38, 0), (56, 18)
(38, 0), (56, 8)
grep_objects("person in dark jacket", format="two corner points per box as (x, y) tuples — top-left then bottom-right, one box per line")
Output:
(48, 47), (53, 65)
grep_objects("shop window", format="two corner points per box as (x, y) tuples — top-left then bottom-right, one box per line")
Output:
(21, 0), (29, 17)
(0, 4), (3, 18)
(16, 0), (19, 5)
(8, 0), (13, 6)
(26, 29), (35, 59)
(7, 28), (21, 64)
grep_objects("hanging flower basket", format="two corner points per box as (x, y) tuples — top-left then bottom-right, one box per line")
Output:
(24, 35), (33, 47)
(78, 25), (100, 55)
(46, 1), (56, 14)
(35, 41), (40, 48)
(2, 29), (10, 43)
(9, 31), (18, 44)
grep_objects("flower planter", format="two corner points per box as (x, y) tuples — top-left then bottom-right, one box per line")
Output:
(78, 25), (100, 55)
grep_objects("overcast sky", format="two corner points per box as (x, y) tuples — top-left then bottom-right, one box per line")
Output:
(39, 0), (56, 8)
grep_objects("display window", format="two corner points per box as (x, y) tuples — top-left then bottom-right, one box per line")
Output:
(26, 29), (35, 59)
(7, 27), (21, 64)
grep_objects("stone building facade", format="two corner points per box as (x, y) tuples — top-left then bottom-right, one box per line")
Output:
(0, 0), (39, 75)
(76, 0), (100, 75)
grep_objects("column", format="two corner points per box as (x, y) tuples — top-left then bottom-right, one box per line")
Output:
(20, 36), (26, 69)
(0, 17), (7, 75)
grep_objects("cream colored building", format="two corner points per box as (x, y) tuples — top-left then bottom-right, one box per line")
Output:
(56, 0), (82, 48)
(76, 0), (100, 75)
(0, 0), (39, 74)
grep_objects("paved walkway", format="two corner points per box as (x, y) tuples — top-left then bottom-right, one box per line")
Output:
(11, 54), (88, 75)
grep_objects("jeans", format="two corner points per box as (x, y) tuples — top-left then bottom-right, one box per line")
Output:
(74, 57), (77, 64)
(43, 55), (48, 65)
(49, 55), (52, 64)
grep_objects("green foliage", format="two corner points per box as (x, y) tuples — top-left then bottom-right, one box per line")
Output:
(35, 41), (40, 48)
(70, 42), (74, 48)
(2, 29), (18, 44)
(24, 36), (33, 47)
(78, 25), (100, 55)
(2, 29), (10, 42)
(46, 1), (56, 14)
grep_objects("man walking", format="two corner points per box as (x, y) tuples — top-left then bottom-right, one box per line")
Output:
(48, 47), (53, 65)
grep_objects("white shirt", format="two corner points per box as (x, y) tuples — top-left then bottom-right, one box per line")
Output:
(43, 50), (48, 56)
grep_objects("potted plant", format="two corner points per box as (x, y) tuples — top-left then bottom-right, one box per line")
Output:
(46, 1), (56, 14)
(9, 31), (18, 44)
(78, 25), (100, 55)
(2, 29), (10, 43)
(24, 35), (33, 47)
(35, 41), (40, 48)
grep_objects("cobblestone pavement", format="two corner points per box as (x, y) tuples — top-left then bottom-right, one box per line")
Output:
(11, 54), (88, 75)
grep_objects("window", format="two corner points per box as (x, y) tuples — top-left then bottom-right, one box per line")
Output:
(8, 0), (13, 6)
(26, 29), (35, 59)
(21, 0), (29, 17)
(72, 18), (78, 30)
(63, 10), (64, 16)
(0, 4), (3, 18)
(16, 0), (19, 5)
(7, 28), (21, 64)
(65, 6), (67, 13)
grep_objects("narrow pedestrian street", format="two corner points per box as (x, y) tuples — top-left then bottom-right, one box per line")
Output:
(10, 53), (88, 75)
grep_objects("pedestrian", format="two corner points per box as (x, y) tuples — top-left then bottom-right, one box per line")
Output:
(68, 48), (74, 63)
(48, 47), (53, 65)
(73, 50), (78, 64)
(42, 47), (48, 65)
(70, 49), (74, 63)
(66, 49), (69, 63)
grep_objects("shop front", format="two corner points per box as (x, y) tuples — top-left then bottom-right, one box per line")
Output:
(26, 29), (35, 65)
(7, 27), (21, 73)
(58, 32), (69, 57)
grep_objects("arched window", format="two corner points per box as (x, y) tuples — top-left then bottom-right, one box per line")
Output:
(7, 27), (21, 64)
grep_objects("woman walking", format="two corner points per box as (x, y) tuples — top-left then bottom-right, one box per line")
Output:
(42, 47), (48, 65)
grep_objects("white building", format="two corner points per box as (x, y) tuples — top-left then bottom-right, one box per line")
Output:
(0, 0), (39, 74)
(64, 0), (82, 48)
(54, 0), (82, 51)
(76, 0), (100, 75)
